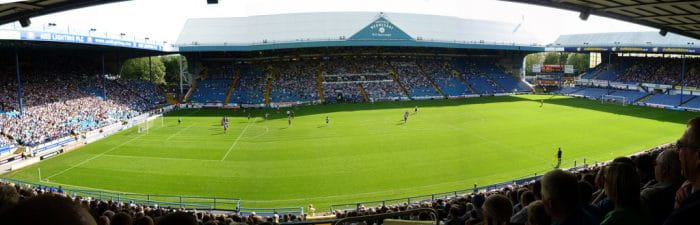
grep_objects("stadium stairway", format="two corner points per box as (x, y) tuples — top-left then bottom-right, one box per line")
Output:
(223, 68), (241, 105)
(183, 68), (207, 102)
(634, 93), (656, 104)
(358, 84), (370, 102)
(445, 62), (477, 94)
(417, 62), (447, 98)
(264, 67), (276, 106)
(485, 76), (507, 92)
(680, 96), (697, 107)
(387, 62), (411, 99)
(316, 63), (325, 102)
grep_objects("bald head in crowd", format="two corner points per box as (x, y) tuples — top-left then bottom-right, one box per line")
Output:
(656, 149), (682, 183)
(540, 169), (580, 223)
(679, 116), (700, 186)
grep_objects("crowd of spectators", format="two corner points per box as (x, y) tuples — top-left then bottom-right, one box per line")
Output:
(230, 66), (267, 104)
(0, 182), (305, 225)
(391, 61), (439, 97)
(606, 57), (700, 87)
(323, 83), (364, 103)
(615, 58), (682, 85)
(197, 57), (523, 103)
(271, 61), (319, 102)
(418, 60), (471, 96)
(0, 64), (163, 146)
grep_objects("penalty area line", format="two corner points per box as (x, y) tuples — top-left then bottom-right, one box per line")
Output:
(220, 121), (254, 161)
(44, 132), (145, 181)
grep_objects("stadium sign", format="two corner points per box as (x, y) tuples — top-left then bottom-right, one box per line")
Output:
(349, 16), (413, 40)
(566, 46), (700, 54)
(3, 29), (164, 51)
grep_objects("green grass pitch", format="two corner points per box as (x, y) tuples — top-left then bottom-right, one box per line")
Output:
(2, 95), (697, 210)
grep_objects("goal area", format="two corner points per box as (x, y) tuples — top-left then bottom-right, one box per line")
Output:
(601, 95), (627, 106)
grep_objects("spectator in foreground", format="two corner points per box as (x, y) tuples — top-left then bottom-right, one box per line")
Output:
(481, 194), (512, 225)
(527, 200), (550, 225)
(664, 117), (700, 225)
(640, 149), (683, 225)
(600, 162), (651, 225)
(541, 169), (598, 225)
(0, 194), (97, 225)
(510, 191), (534, 224)
(0, 183), (19, 214)
(156, 212), (197, 225)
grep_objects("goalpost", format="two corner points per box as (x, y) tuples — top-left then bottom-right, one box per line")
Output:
(601, 95), (627, 106)
(137, 118), (153, 134)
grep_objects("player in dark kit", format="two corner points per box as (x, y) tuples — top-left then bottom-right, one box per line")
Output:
(555, 147), (562, 168)
(414, 106), (418, 114)
(178, 116), (181, 125)
(325, 116), (329, 126)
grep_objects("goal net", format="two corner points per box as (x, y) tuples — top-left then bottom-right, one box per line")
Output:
(137, 118), (153, 134)
(601, 95), (627, 106)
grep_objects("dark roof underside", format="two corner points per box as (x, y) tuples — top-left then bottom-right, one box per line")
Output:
(0, 0), (126, 26)
(504, 0), (700, 40)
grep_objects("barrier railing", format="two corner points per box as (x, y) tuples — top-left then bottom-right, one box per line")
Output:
(0, 177), (240, 211)
(328, 167), (556, 212)
(238, 207), (305, 216)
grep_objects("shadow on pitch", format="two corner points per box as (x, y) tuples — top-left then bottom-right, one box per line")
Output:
(537, 96), (694, 124)
(166, 96), (525, 119)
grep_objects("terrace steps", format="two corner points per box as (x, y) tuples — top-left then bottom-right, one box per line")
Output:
(386, 62), (411, 99)
(416, 62), (446, 98)
(316, 63), (325, 102)
(634, 93), (656, 103)
(358, 84), (370, 102)
(484, 76), (507, 93)
(223, 68), (241, 105)
(264, 66), (276, 106)
(453, 70), (477, 94)
(680, 96), (697, 107)
(183, 68), (207, 102)
(444, 62), (477, 94)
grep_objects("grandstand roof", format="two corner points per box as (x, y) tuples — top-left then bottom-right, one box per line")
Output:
(0, 0), (125, 26)
(175, 12), (543, 52)
(554, 31), (699, 47)
(504, 0), (700, 40)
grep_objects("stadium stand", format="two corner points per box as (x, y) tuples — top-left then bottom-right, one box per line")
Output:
(230, 65), (267, 105)
(419, 60), (472, 97)
(0, 56), (163, 147)
(392, 61), (441, 98)
(477, 63), (530, 93)
(187, 57), (530, 104)
(641, 94), (686, 107)
(270, 61), (319, 103)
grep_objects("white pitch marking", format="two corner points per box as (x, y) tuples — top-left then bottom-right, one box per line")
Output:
(220, 121), (254, 161)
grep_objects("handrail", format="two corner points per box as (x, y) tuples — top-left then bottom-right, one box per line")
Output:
(0, 177), (240, 211)
(333, 208), (438, 225)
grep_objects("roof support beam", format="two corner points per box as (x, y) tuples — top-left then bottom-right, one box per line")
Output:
(598, 0), (700, 12)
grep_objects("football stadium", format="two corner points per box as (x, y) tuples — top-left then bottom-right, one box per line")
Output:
(0, 1), (699, 225)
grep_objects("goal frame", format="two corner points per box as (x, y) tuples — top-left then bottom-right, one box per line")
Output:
(601, 95), (627, 106)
